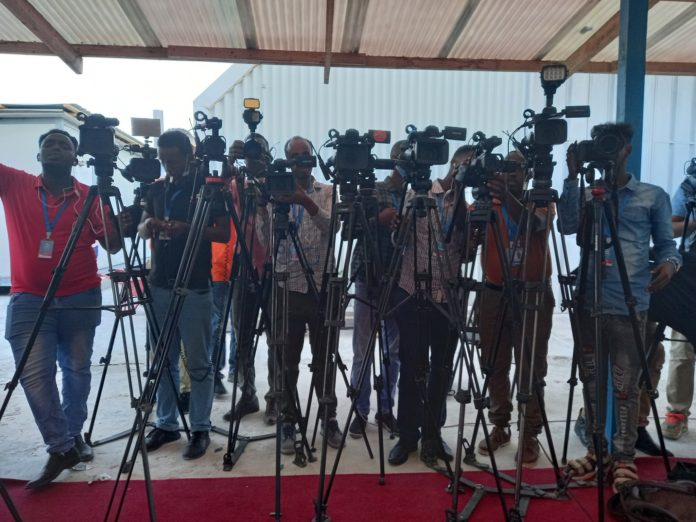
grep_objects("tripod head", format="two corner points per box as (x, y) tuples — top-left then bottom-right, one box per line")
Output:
(193, 111), (227, 178)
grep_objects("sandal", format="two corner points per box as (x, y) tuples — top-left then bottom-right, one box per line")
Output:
(611, 460), (639, 493)
(566, 451), (612, 482)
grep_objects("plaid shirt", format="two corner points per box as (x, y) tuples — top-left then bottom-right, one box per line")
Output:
(397, 179), (464, 303)
(262, 176), (333, 294)
(350, 173), (405, 282)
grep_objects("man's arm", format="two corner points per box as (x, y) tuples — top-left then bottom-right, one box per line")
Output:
(204, 215), (231, 243)
(649, 188), (681, 292)
(308, 185), (332, 234)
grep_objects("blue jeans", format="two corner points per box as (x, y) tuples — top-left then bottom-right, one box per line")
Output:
(211, 281), (237, 375)
(150, 285), (214, 433)
(5, 287), (101, 454)
(350, 281), (400, 417)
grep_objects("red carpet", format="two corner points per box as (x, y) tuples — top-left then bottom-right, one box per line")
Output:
(0, 457), (681, 521)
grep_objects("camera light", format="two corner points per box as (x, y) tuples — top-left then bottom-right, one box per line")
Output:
(541, 64), (568, 83)
(370, 130), (391, 144)
(243, 98), (261, 109)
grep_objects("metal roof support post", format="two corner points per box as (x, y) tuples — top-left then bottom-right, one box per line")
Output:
(616, 0), (648, 180)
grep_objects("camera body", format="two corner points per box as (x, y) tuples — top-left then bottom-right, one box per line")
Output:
(121, 143), (161, 184)
(193, 111), (226, 161)
(264, 155), (316, 197)
(457, 132), (517, 188)
(573, 128), (626, 164)
(76, 112), (120, 178)
(328, 128), (390, 172)
(402, 125), (466, 168)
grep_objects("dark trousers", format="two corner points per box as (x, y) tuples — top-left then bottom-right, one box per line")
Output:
(393, 287), (458, 444)
(478, 285), (554, 435)
(271, 289), (334, 424)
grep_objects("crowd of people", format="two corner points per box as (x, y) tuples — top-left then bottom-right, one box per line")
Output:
(1, 122), (694, 496)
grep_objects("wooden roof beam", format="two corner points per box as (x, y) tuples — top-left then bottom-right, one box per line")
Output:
(235, 0), (258, 49)
(324, 0), (335, 84)
(340, 0), (369, 53)
(565, 0), (659, 74)
(117, 0), (162, 48)
(0, 0), (82, 73)
(438, 0), (480, 58)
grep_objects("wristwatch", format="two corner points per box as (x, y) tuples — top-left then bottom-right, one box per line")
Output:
(665, 257), (681, 272)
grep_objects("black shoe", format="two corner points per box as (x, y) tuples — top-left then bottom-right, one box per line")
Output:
(26, 448), (80, 489)
(375, 412), (398, 435)
(183, 431), (210, 460)
(420, 439), (453, 467)
(264, 400), (277, 426)
(74, 435), (94, 462)
(179, 392), (190, 414)
(321, 419), (344, 449)
(636, 426), (673, 456)
(348, 414), (367, 439)
(388, 439), (418, 466)
(145, 428), (181, 452)
(214, 375), (228, 396)
(223, 395), (260, 422)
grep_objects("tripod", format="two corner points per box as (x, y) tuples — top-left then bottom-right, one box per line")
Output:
(105, 168), (227, 521)
(561, 166), (673, 522)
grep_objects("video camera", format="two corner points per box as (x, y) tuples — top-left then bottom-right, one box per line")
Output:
(120, 118), (162, 184)
(262, 155), (317, 198)
(76, 112), (119, 177)
(193, 111), (226, 162)
(511, 65), (589, 189)
(402, 124), (467, 168)
(457, 131), (517, 187)
(326, 128), (392, 172)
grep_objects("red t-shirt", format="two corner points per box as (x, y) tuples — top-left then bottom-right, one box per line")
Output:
(0, 163), (108, 296)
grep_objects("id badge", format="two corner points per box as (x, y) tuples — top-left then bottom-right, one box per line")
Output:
(509, 241), (522, 266)
(38, 238), (55, 259)
(158, 229), (171, 241)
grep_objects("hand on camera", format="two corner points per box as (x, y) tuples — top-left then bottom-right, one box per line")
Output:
(166, 220), (191, 238)
(486, 176), (507, 201)
(566, 144), (581, 180)
(648, 261), (676, 293)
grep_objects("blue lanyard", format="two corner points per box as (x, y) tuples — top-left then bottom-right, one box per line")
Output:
(390, 191), (399, 210)
(164, 188), (184, 220)
(501, 206), (518, 241)
(435, 192), (452, 233)
(291, 204), (305, 233)
(40, 190), (70, 238)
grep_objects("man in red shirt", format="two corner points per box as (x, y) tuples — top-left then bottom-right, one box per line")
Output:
(1, 129), (120, 489)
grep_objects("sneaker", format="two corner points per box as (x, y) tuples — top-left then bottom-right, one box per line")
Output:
(321, 419), (344, 449)
(348, 414), (367, 439)
(264, 400), (277, 426)
(661, 412), (688, 440)
(515, 436), (540, 468)
(281, 423), (295, 455)
(375, 411), (398, 435)
(478, 426), (511, 455)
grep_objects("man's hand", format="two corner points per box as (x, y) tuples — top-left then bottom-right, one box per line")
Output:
(486, 176), (506, 200)
(166, 220), (191, 238)
(275, 188), (319, 216)
(566, 143), (581, 181)
(648, 261), (677, 293)
(379, 207), (399, 229)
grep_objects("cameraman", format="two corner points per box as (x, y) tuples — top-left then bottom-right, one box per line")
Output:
(260, 136), (338, 454)
(660, 168), (696, 440)
(1, 129), (121, 488)
(348, 140), (407, 438)
(560, 122), (680, 492)
(476, 151), (554, 468)
(388, 145), (474, 467)
(223, 135), (274, 424)
(137, 129), (230, 460)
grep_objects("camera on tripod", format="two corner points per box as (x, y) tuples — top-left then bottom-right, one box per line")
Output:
(326, 128), (391, 172)
(193, 111), (226, 161)
(571, 127), (626, 164)
(76, 112), (120, 177)
(402, 124), (467, 167)
(512, 64), (589, 188)
(120, 118), (162, 184)
(457, 131), (517, 187)
(264, 156), (317, 198)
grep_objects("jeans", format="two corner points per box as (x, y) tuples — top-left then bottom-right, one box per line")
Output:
(150, 285), (214, 433)
(578, 312), (646, 461)
(638, 322), (665, 427)
(666, 329), (695, 415)
(393, 287), (458, 444)
(5, 287), (101, 454)
(211, 281), (237, 375)
(232, 280), (261, 399)
(350, 281), (400, 417)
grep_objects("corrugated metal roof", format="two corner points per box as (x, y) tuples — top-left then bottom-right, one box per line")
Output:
(448, 0), (589, 61)
(648, 3), (696, 62)
(0, 0), (694, 75)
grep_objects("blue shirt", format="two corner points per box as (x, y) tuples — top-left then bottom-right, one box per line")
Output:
(671, 179), (696, 251)
(558, 176), (680, 315)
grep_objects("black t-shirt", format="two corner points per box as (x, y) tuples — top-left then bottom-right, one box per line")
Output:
(145, 173), (226, 290)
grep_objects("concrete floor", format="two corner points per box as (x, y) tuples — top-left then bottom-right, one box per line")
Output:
(0, 286), (693, 490)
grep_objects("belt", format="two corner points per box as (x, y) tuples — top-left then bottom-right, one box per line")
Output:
(484, 281), (504, 291)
